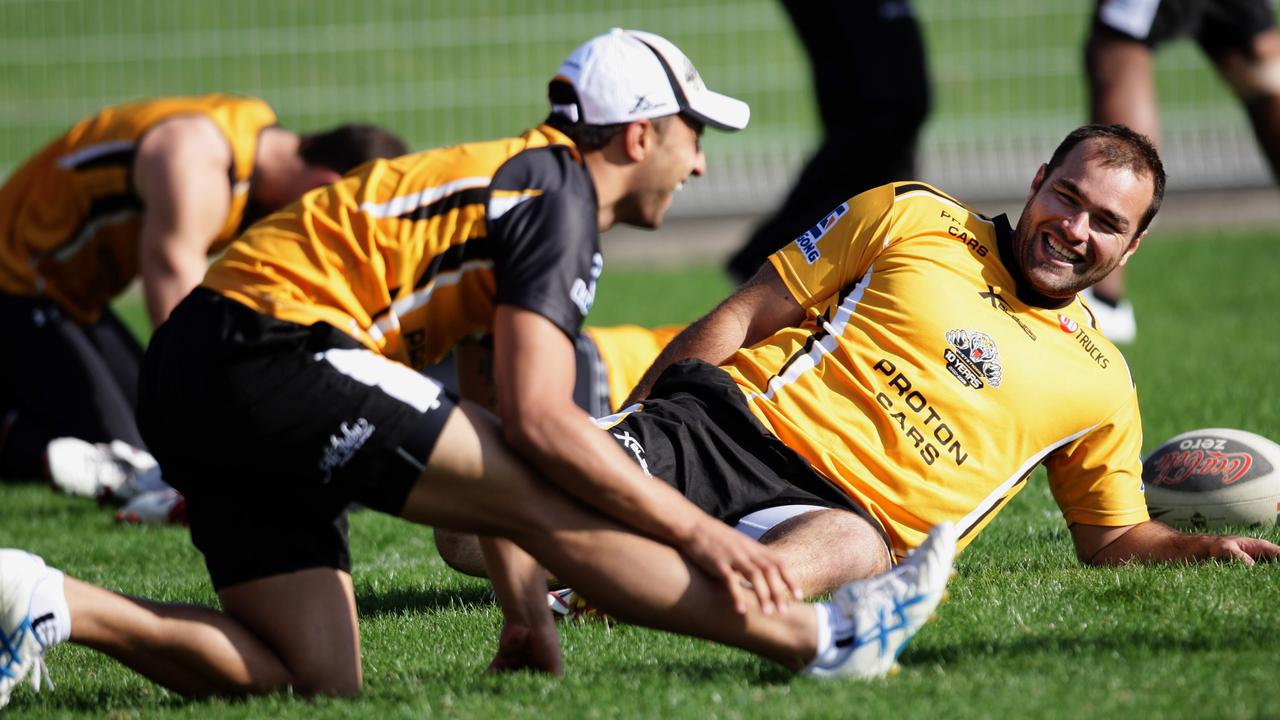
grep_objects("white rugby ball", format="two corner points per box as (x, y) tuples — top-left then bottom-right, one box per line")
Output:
(1143, 428), (1280, 529)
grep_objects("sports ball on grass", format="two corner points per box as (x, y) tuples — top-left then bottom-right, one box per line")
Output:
(1142, 428), (1280, 529)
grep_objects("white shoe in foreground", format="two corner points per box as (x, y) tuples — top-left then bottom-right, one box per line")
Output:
(0, 551), (54, 709)
(805, 522), (958, 679)
(46, 438), (161, 502)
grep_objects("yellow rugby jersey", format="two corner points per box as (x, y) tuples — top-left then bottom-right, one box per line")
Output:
(0, 95), (277, 324)
(203, 125), (603, 370)
(585, 324), (684, 410)
(724, 181), (1149, 560)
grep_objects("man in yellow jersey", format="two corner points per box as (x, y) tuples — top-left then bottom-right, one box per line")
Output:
(2, 30), (961, 705)
(598, 124), (1279, 598)
(0, 95), (406, 487)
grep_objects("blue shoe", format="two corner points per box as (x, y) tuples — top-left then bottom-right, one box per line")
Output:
(805, 522), (957, 679)
(0, 550), (54, 709)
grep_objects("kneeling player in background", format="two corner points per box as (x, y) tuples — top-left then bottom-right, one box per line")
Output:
(0, 95), (407, 489)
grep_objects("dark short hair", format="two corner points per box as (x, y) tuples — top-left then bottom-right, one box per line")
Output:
(298, 124), (409, 175)
(543, 112), (628, 152)
(1045, 124), (1167, 236)
(543, 79), (627, 151)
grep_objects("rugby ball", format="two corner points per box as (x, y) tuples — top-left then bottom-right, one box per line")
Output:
(1142, 428), (1280, 529)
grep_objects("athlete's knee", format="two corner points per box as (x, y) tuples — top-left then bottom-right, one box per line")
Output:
(760, 508), (891, 588)
(279, 653), (360, 691)
(1218, 33), (1280, 101)
(434, 528), (490, 577)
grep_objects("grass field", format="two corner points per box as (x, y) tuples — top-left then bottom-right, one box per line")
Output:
(5, 227), (1280, 718)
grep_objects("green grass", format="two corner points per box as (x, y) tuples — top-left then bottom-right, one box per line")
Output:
(8, 227), (1280, 718)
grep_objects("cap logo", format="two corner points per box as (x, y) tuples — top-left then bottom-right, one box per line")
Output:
(630, 95), (659, 114)
(683, 58), (704, 90)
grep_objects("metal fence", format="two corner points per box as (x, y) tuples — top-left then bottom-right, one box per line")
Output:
(0, 0), (1270, 216)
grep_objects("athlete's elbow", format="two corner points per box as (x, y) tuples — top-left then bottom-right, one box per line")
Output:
(498, 402), (558, 458)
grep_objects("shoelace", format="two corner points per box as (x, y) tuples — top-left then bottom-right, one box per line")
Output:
(1, 618), (52, 693)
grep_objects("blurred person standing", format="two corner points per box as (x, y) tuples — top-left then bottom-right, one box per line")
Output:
(726, 0), (930, 283)
(1086, 0), (1280, 342)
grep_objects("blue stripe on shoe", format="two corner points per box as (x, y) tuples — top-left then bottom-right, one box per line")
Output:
(1, 618), (31, 679)
(853, 593), (929, 656)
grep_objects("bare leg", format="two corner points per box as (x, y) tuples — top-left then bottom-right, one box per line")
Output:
(401, 403), (818, 670)
(439, 508), (891, 598)
(480, 537), (562, 674)
(49, 400), (816, 699)
(434, 529), (489, 577)
(1085, 29), (1160, 301)
(1215, 29), (1280, 182)
(65, 568), (359, 697)
(759, 509), (890, 596)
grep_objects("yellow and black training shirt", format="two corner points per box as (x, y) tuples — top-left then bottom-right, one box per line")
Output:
(203, 124), (602, 370)
(584, 324), (684, 411)
(723, 181), (1149, 560)
(0, 94), (277, 324)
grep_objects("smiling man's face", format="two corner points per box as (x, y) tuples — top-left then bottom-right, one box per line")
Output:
(1011, 139), (1155, 299)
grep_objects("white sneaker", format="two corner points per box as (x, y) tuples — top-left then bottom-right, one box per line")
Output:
(115, 488), (187, 525)
(0, 551), (54, 709)
(46, 438), (160, 502)
(1080, 288), (1136, 344)
(547, 588), (578, 617)
(805, 522), (958, 679)
(546, 588), (610, 623)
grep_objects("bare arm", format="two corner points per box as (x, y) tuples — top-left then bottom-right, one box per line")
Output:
(1071, 520), (1280, 566)
(133, 116), (233, 326)
(623, 263), (804, 406)
(493, 304), (800, 612)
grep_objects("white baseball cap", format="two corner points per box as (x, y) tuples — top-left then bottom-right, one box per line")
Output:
(550, 28), (750, 132)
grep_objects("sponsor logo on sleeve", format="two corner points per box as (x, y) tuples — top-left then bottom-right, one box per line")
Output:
(943, 329), (1003, 390)
(792, 202), (849, 264)
(570, 252), (605, 316)
(1058, 314), (1110, 369)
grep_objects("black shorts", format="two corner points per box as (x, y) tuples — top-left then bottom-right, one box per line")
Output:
(0, 292), (145, 452)
(602, 359), (888, 546)
(138, 288), (454, 590)
(1095, 0), (1275, 57)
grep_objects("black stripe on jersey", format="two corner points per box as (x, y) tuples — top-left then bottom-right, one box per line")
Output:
(893, 182), (964, 206)
(412, 234), (498, 290)
(66, 193), (143, 242)
(370, 234), (500, 320)
(86, 193), (143, 221)
(763, 271), (870, 387)
(958, 469), (1033, 541)
(775, 330), (826, 380)
(396, 187), (490, 224)
(65, 147), (137, 171)
(37, 192), (142, 264)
